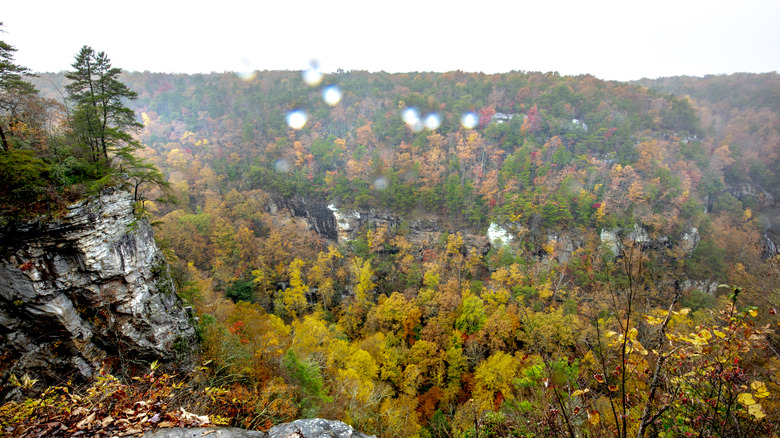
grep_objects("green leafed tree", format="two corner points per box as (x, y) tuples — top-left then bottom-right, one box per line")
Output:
(119, 152), (171, 205)
(64, 46), (171, 208)
(455, 292), (486, 334)
(65, 46), (141, 165)
(0, 23), (38, 151)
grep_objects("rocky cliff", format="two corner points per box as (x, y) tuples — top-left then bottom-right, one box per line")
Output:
(277, 198), (491, 253)
(279, 199), (703, 263)
(0, 189), (197, 391)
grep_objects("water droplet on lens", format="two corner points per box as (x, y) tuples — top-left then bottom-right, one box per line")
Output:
(274, 159), (291, 173)
(402, 108), (420, 126)
(461, 112), (478, 129)
(424, 113), (441, 130)
(303, 60), (324, 86)
(303, 68), (323, 86)
(286, 110), (308, 129)
(323, 86), (342, 106)
(238, 71), (258, 81)
(238, 58), (257, 81)
(374, 177), (388, 190)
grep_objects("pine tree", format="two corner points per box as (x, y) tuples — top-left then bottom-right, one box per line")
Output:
(0, 23), (38, 151)
(65, 46), (141, 164)
(65, 46), (171, 208)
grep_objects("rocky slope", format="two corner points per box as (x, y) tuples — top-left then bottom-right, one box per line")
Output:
(0, 188), (197, 392)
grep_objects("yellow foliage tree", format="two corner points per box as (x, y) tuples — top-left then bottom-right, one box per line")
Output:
(277, 258), (309, 318)
(473, 351), (519, 411)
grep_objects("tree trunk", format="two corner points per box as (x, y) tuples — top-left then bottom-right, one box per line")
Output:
(0, 124), (8, 151)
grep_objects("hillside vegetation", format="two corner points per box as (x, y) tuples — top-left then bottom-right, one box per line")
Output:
(4, 34), (780, 437)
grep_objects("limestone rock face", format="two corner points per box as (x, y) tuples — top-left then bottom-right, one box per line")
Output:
(141, 419), (376, 438)
(0, 189), (197, 387)
(274, 198), (338, 241)
(728, 182), (776, 208)
(600, 225), (694, 256)
(679, 227), (700, 254)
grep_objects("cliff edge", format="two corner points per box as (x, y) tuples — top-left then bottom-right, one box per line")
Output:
(0, 188), (197, 391)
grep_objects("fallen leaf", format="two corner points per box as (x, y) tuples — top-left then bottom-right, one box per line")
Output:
(571, 389), (590, 397)
(101, 416), (114, 428)
(76, 412), (95, 430)
(644, 315), (662, 325)
(120, 427), (144, 436)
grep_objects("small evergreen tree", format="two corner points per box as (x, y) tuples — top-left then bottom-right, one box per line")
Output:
(64, 46), (172, 209)
(65, 46), (141, 165)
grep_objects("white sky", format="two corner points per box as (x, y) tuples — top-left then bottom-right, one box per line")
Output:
(3, 0), (780, 81)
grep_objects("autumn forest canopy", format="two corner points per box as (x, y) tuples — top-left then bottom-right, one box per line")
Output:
(2, 26), (780, 437)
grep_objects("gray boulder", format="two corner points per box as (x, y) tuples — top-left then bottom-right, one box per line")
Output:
(141, 419), (376, 438)
(142, 428), (266, 438)
(268, 418), (376, 438)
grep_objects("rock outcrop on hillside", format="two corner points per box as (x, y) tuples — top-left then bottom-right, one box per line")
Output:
(272, 198), (709, 267)
(273, 198), (339, 241)
(276, 198), (490, 253)
(0, 189), (197, 392)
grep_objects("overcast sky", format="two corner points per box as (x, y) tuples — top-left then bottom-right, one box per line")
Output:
(3, 0), (779, 81)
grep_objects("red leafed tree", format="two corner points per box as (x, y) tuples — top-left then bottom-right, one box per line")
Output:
(479, 106), (496, 129)
(521, 104), (541, 133)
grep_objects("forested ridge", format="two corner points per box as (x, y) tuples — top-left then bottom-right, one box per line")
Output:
(4, 33), (780, 437)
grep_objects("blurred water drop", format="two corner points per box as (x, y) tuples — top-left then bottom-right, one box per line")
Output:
(238, 58), (257, 81)
(323, 86), (342, 106)
(303, 60), (324, 86)
(286, 110), (308, 129)
(274, 159), (291, 173)
(461, 112), (478, 129)
(373, 177), (389, 190)
(401, 170), (418, 183)
(424, 113), (441, 130)
(402, 108), (420, 127)
(566, 180), (583, 195)
(238, 71), (258, 82)
(412, 121), (424, 133)
(303, 69), (323, 86)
